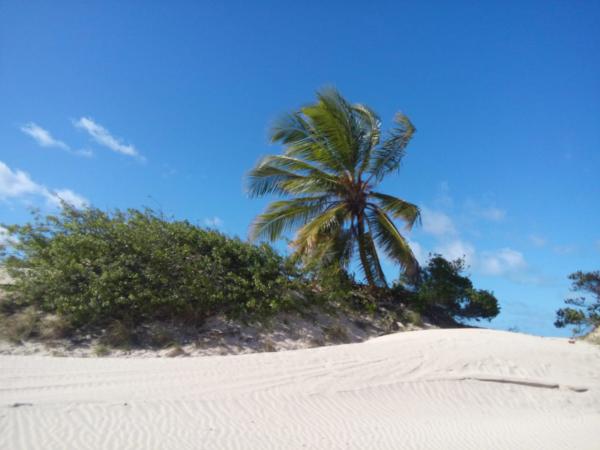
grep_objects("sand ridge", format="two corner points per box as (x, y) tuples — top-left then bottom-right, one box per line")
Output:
(1, 328), (599, 449)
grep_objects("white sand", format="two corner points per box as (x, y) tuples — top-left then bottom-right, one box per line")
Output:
(1, 328), (599, 449)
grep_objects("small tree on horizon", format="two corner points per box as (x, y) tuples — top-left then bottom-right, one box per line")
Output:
(555, 270), (600, 337)
(247, 88), (420, 288)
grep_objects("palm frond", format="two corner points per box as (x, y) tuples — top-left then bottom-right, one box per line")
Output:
(270, 110), (346, 173)
(357, 228), (387, 287)
(353, 104), (381, 175)
(367, 206), (419, 277)
(301, 87), (361, 172)
(257, 155), (338, 181)
(369, 192), (420, 229)
(368, 113), (415, 181)
(270, 112), (311, 145)
(299, 227), (355, 270)
(249, 197), (335, 241)
(247, 156), (340, 197)
(246, 163), (305, 197)
(292, 203), (349, 253)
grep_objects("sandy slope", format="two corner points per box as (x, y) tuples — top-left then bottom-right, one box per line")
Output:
(1, 329), (599, 450)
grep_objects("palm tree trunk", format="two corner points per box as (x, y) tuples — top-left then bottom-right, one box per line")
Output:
(356, 216), (376, 288)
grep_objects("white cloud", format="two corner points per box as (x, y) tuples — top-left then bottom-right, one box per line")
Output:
(21, 122), (93, 157)
(73, 148), (94, 158)
(407, 239), (426, 265)
(74, 117), (143, 160)
(406, 227), (537, 282)
(420, 206), (456, 237)
(435, 181), (453, 208)
(434, 239), (476, 266)
(479, 248), (527, 276)
(0, 161), (41, 198)
(553, 244), (577, 255)
(529, 234), (546, 247)
(204, 217), (223, 228)
(21, 123), (69, 150)
(431, 239), (528, 279)
(464, 199), (506, 222)
(414, 193), (542, 284)
(48, 189), (89, 209)
(479, 207), (506, 221)
(0, 160), (88, 209)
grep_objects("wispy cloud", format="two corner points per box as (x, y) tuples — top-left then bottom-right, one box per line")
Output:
(48, 189), (88, 209)
(161, 165), (178, 178)
(21, 122), (93, 158)
(529, 234), (546, 247)
(464, 198), (506, 222)
(420, 206), (456, 237)
(552, 244), (577, 255)
(435, 181), (454, 208)
(407, 239), (426, 264)
(478, 206), (506, 222)
(204, 217), (224, 228)
(414, 183), (547, 285)
(0, 160), (88, 209)
(529, 235), (579, 256)
(479, 248), (527, 276)
(428, 239), (538, 283)
(21, 123), (69, 150)
(434, 239), (476, 267)
(74, 148), (94, 158)
(0, 161), (40, 198)
(74, 117), (143, 160)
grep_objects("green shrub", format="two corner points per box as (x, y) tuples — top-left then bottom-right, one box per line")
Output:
(400, 309), (422, 327)
(93, 344), (110, 357)
(39, 315), (73, 340)
(100, 320), (134, 348)
(1, 306), (39, 343)
(261, 338), (277, 352)
(323, 323), (349, 343)
(411, 254), (500, 322)
(147, 323), (175, 348)
(2, 206), (301, 327)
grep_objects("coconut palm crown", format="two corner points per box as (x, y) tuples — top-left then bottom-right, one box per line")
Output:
(247, 88), (420, 287)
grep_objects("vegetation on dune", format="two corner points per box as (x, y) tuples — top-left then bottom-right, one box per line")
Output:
(0, 204), (499, 346)
(0, 88), (503, 348)
(247, 87), (420, 288)
(554, 270), (600, 337)
(1, 206), (301, 328)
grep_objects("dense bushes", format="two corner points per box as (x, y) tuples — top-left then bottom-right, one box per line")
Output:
(0, 206), (501, 335)
(1, 206), (300, 326)
(410, 255), (500, 322)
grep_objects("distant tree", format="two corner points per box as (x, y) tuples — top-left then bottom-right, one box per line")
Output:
(554, 271), (600, 336)
(247, 87), (420, 288)
(413, 254), (500, 322)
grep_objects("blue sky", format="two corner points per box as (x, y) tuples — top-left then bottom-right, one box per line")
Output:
(1, 1), (598, 336)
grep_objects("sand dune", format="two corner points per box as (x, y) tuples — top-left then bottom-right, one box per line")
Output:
(1, 328), (599, 449)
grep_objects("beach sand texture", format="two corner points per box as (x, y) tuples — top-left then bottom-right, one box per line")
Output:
(1, 328), (599, 449)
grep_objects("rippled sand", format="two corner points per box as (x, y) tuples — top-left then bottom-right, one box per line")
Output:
(1, 328), (599, 449)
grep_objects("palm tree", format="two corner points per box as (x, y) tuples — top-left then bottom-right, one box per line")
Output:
(247, 88), (420, 287)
